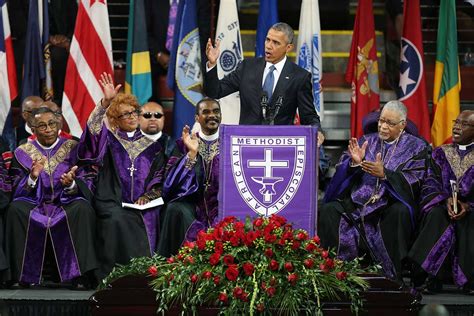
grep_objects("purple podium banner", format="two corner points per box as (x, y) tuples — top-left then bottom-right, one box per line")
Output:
(218, 125), (319, 235)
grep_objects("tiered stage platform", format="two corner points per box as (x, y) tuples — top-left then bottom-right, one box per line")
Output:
(0, 283), (471, 315)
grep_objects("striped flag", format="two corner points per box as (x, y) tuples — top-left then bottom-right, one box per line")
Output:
(0, 0), (18, 143)
(255, 0), (278, 58)
(297, 0), (324, 121)
(62, 0), (113, 137)
(21, 0), (52, 101)
(431, 0), (461, 147)
(215, 0), (242, 125)
(125, 0), (152, 105)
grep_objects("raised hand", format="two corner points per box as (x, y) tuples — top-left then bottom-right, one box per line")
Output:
(205, 38), (220, 68)
(30, 156), (46, 181)
(182, 125), (199, 159)
(361, 152), (385, 178)
(98, 72), (122, 107)
(348, 138), (367, 165)
(60, 165), (78, 187)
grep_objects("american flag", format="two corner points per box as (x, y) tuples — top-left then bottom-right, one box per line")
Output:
(62, 0), (113, 137)
(0, 0), (18, 136)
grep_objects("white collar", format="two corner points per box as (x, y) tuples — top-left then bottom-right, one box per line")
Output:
(25, 124), (33, 135)
(458, 142), (474, 151)
(36, 138), (60, 150)
(200, 129), (219, 141)
(265, 56), (287, 73)
(141, 130), (162, 142)
(127, 131), (135, 138)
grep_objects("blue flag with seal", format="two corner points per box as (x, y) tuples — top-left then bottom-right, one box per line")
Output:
(255, 0), (278, 58)
(125, 0), (152, 104)
(167, 0), (203, 139)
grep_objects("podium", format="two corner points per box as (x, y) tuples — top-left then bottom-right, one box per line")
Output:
(218, 125), (319, 235)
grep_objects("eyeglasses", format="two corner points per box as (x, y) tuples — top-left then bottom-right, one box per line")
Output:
(33, 121), (58, 132)
(118, 110), (140, 120)
(378, 118), (405, 128)
(452, 120), (474, 128)
(142, 112), (164, 119)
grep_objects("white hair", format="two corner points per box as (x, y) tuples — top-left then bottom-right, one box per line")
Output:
(382, 100), (407, 121)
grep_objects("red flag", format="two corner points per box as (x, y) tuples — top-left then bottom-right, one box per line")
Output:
(397, 0), (430, 142)
(345, 0), (380, 139)
(62, 0), (113, 137)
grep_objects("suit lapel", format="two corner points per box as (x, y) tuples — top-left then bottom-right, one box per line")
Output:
(271, 59), (292, 105)
(257, 58), (267, 94)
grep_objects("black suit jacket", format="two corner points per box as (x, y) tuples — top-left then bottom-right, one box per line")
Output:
(204, 57), (321, 128)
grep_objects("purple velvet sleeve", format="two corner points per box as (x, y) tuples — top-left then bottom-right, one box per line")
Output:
(163, 154), (199, 203)
(77, 105), (109, 163)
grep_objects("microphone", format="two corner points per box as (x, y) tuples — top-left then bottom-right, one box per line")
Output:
(268, 96), (284, 125)
(260, 92), (268, 121)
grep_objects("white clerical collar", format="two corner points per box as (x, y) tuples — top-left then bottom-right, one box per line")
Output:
(127, 131), (135, 138)
(141, 130), (162, 142)
(458, 142), (474, 151)
(36, 138), (60, 150)
(25, 124), (33, 135)
(200, 129), (219, 141)
(265, 56), (287, 73)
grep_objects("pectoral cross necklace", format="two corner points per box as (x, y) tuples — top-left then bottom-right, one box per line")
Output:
(127, 161), (137, 176)
(365, 134), (402, 205)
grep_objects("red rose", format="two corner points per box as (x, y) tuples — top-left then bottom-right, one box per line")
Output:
(196, 238), (206, 250)
(209, 253), (220, 266)
(264, 248), (274, 258)
(242, 262), (255, 276)
(287, 273), (298, 285)
(177, 254), (184, 261)
(166, 257), (175, 264)
(223, 216), (236, 223)
(284, 262), (294, 272)
(225, 265), (239, 281)
(336, 271), (347, 280)
(202, 271), (212, 279)
(223, 254), (235, 266)
(291, 241), (301, 250)
(240, 291), (249, 302)
(303, 258), (314, 269)
(321, 250), (329, 259)
(190, 274), (199, 283)
(264, 233), (277, 243)
(185, 256), (195, 264)
(257, 303), (265, 312)
(269, 259), (279, 271)
(313, 235), (321, 244)
(319, 263), (329, 273)
(230, 236), (240, 246)
(260, 282), (267, 290)
(213, 275), (220, 285)
(214, 242), (224, 254)
(305, 242), (317, 252)
(184, 241), (196, 249)
(233, 286), (243, 298)
(266, 286), (276, 297)
(218, 292), (228, 303)
(254, 218), (264, 227)
(234, 221), (245, 230)
(147, 265), (158, 277)
(296, 232), (308, 241)
(325, 258), (335, 269)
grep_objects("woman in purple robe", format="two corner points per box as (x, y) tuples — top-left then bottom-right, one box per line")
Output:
(5, 108), (97, 287)
(157, 98), (221, 257)
(409, 110), (474, 294)
(319, 101), (430, 281)
(78, 73), (166, 280)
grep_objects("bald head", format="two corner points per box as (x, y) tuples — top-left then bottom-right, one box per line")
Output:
(21, 96), (44, 126)
(139, 102), (165, 135)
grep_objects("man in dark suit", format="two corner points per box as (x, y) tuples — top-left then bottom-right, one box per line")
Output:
(204, 22), (324, 145)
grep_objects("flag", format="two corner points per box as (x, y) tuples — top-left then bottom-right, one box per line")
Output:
(345, 0), (380, 139)
(0, 0), (18, 150)
(21, 0), (51, 101)
(255, 0), (278, 58)
(62, 0), (114, 137)
(297, 0), (323, 121)
(397, 0), (430, 142)
(215, 0), (242, 124)
(431, 0), (461, 147)
(167, 0), (203, 139)
(125, 0), (152, 105)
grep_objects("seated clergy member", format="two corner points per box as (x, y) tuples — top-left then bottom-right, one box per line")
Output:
(5, 107), (97, 286)
(409, 110), (474, 294)
(78, 73), (166, 280)
(157, 98), (221, 257)
(318, 101), (430, 281)
(139, 101), (172, 157)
